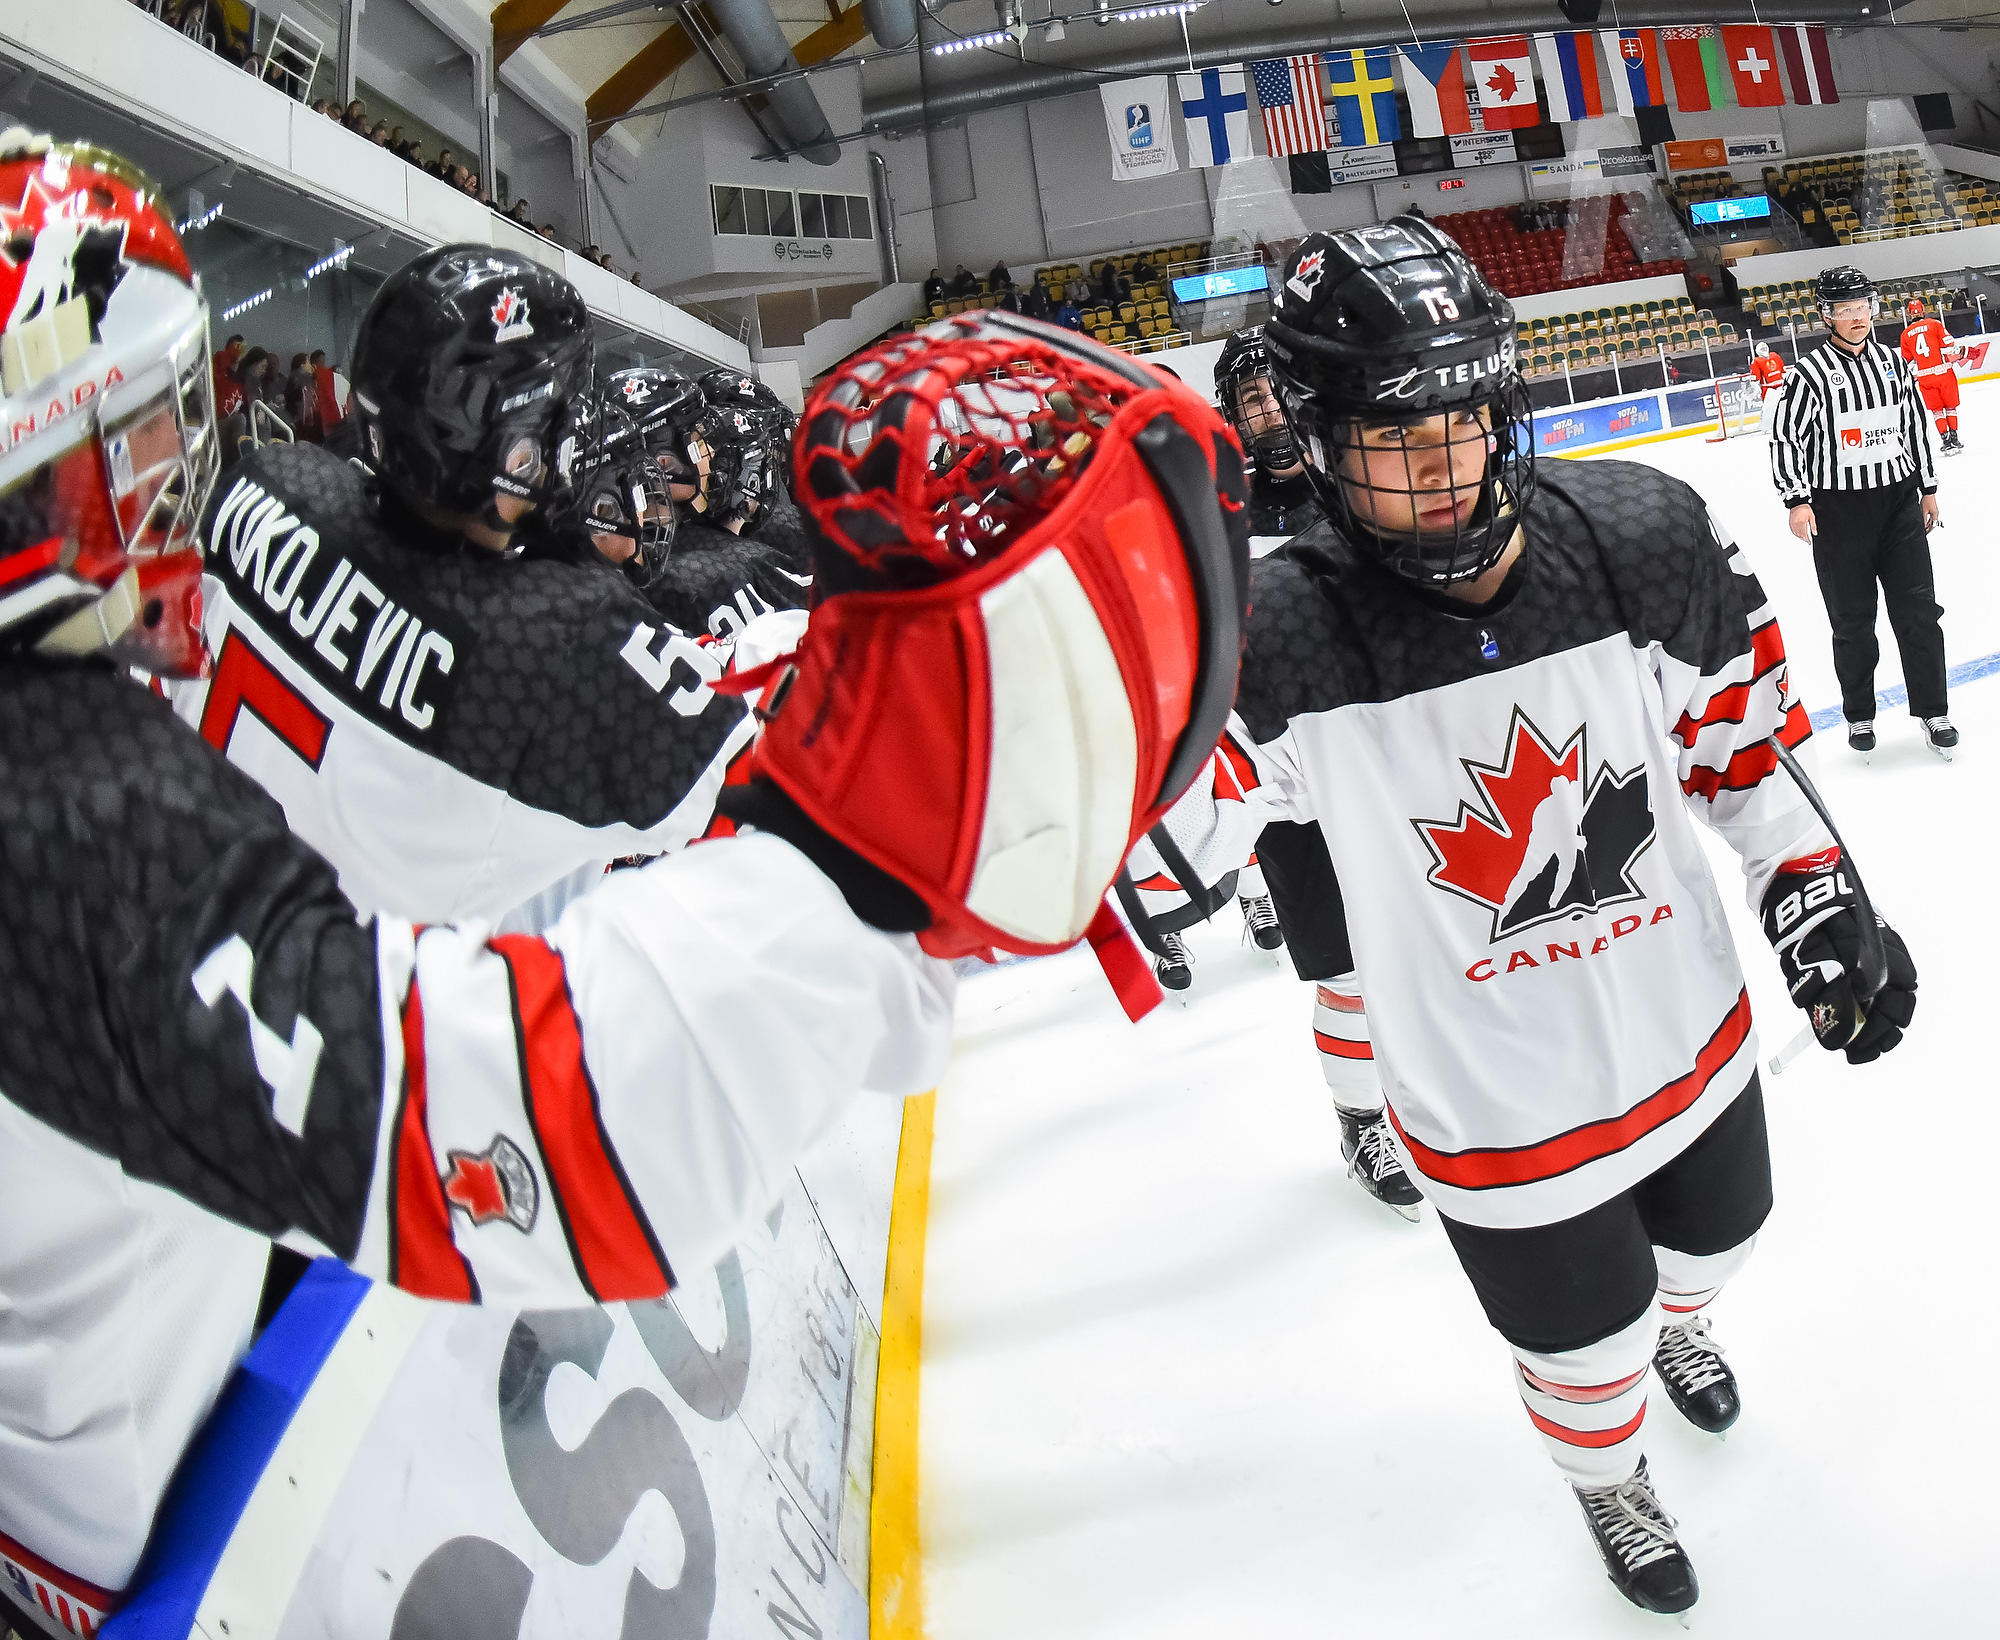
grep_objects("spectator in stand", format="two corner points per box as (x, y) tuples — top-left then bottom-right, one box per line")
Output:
(243, 55), (264, 81)
(344, 99), (368, 133)
(285, 352), (321, 441)
(1094, 259), (1120, 302)
(387, 125), (406, 155)
(1022, 276), (1056, 322)
(922, 268), (946, 306)
(433, 147), (456, 180)
(1055, 292), (1083, 331)
(947, 263), (980, 297)
(994, 285), (1022, 315)
(986, 260), (1015, 292)
(1131, 252), (1156, 283)
(370, 122), (392, 147)
(404, 141), (427, 171)
(235, 348), (271, 411)
(311, 99), (331, 118)
(310, 350), (344, 433)
(463, 171), (484, 201)
(508, 199), (532, 227)
(537, 223), (558, 241)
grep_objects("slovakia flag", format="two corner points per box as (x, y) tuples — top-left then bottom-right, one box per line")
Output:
(1598, 27), (1666, 114)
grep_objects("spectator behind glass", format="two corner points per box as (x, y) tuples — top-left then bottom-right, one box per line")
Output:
(947, 263), (979, 297)
(1095, 259), (1120, 301)
(370, 122), (391, 146)
(285, 353), (321, 441)
(1022, 277), (1055, 322)
(462, 170), (482, 198)
(404, 141), (426, 171)
(508, 199), (531, 226)
(1054, 293), (1083, 331)
(344, 99), (368, 132)
(212, 334), (245, 421)
(987, 260), (1014, 291)
(1131, 253), (1156, 283)
(537, 223), (557, 240)
(387, 125), (407, 155)
(310, 350), (344, 434)
(433, 147), (455, 179)
(922, 268), (945, 305)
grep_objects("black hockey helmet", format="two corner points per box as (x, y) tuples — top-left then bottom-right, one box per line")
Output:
(694, 400), (780, 527)
(1814, 265), (1879, 325)
(528, 392), (677, 592)
(1213, 327), (1298, 476)
(1265, 221), (1531, 587)
(349, 245), (593, 535)
(603, 364), (702, 453)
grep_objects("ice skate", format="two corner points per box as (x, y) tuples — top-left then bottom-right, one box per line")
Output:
(1154, 930), (1194, 991)
(1941, 429), (1964, 455)
(1924, 716), (1958, 761)
(1239, 893), (1284, 950)
(1572, 1457), (1700, 1617)
(1336, 1106), (1423, 1221)
(1847, 720), (1875, 759)
(1654, 1315), (1739, 1434)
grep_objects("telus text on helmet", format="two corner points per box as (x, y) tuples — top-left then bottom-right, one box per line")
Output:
(1376, 339), (1513, 402)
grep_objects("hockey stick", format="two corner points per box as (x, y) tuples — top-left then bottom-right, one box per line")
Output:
(1765, 731), (1891, 1075)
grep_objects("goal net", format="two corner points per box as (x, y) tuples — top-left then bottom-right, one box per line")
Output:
(1704, 374), (1765, 441)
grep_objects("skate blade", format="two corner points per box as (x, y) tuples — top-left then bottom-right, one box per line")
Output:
(1391, 1201), (1422, 1223)
(1931, 746), (1955, 763)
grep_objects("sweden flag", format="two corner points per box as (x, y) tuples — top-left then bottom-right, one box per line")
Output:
(1326, 46), (1401, 147)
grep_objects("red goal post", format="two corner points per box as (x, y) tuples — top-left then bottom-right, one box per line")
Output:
(1705, 374), (1765, 442)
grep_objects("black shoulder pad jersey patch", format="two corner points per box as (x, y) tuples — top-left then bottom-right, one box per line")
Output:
(204, 449), (471, 751)
(1234, 458), (1717, 744)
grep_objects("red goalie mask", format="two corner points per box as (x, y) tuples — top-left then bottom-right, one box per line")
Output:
(746, 313), (1250, 995)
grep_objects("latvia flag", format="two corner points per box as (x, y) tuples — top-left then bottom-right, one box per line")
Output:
(1468, 35), (1540, 130)
(1776, 23), (1839, 105)
(1719, 26), (1785, 108)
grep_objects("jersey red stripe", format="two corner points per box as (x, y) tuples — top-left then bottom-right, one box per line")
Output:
(1217, 733), (1260, 793)
(1749, 617), (1786, 680)
(392, 980), (476, 1301)
(1315, 985), (1366, 1013)
(1133, 872), (1182, 892)
(1388, 990), (1752, 1191)
(1313, 1030), (1374, 1060)
(1524, 1402), (1647, 1448)
(1681, 701), (1810, 800)
(491, 935), (674, 1301)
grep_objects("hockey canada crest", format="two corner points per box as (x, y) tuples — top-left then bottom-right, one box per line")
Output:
(441, 1134), (539, 1233)
(1412, 709), (1656, 943)
(1, 168), (130, 345)
(490, 286), (533, 342)
(1287, 248), (1327, 302)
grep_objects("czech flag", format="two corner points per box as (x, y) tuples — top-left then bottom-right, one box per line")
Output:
(1325, 46), (1402, 148)
(1396, 41), (1474, 138)
(1598, 28), (1665, 114)
(1535, 32), (1605, 123)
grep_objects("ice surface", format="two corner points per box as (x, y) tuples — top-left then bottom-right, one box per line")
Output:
(919, 387), (2000, 1637)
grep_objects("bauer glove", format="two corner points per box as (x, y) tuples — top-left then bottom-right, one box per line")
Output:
(1760, 847), (1917, 1064)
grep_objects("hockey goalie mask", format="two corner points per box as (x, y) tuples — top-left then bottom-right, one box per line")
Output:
(0, 130), (216, 678)
(753, 313), (1250, 964)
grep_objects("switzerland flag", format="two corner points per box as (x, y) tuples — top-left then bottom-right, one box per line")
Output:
(1720, 26), (1786, 108)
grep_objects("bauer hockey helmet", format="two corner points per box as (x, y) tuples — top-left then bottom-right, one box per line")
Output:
(1814, 265), (1879, 325)
(348, 245), (591, 536)
(740, 311), (1250, 978)
(1265, 220), (1533, 587)
(530, 393), (677, 591)
(0, 129), (216, 678)
(1213, 326), (1299, 477)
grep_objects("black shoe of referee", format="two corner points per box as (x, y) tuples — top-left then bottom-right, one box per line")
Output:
(1848, 720), (1876, 755)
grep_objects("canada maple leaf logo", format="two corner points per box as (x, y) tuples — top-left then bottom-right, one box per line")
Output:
(1287, 248), (1328, 302)
(1, 169), (130, 340)
(441, 1134), (539, 1233)
(490, 286), (534, 342)
(1411, 709), (1656, 943)
(1484, 62), (1521, 103)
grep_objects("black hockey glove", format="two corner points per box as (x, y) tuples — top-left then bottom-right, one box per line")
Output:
(1760, 848), (1917, 1064)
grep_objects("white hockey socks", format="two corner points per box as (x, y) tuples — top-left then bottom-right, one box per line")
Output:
(1312, 972), (1381, 1115)
(1655, 1235), (1756, 1320)
(1512, 1307), (1657, 1489)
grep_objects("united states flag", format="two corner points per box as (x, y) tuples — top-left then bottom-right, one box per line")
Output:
(1252, 54), (1329, 156)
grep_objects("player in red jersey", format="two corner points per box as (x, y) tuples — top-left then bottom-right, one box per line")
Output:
(1900, 298), (1964, 454)
(1749, 341), (1785, 397)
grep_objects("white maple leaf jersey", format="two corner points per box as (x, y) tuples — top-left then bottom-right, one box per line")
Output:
(1185, 459), (1831, 1230)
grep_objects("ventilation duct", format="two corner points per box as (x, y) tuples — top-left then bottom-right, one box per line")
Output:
(707, 0), (843, 164)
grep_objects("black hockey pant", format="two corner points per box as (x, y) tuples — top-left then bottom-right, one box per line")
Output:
(1809, 479), (1948, 723)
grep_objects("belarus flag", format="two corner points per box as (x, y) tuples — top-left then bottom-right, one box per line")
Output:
(1776, 24), (1839, 105)
(1599, 28), (1665, 113)
(1720, 26), (1785, 108)
(1535, 32), (1605, 123)
(1396, 41), (1474, 138)
(1468, 35), (1540, 130)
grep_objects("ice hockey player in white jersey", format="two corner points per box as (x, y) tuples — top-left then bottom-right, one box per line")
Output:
(174, 246), (765, 933)
(1175, 222), (1918, 1614)
(0, 135), (1247, 1630)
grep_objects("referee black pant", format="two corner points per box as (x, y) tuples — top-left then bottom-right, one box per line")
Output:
(1809, 478), (1947, 723)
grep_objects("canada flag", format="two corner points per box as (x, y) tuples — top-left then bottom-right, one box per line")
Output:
(1467, 36), (1540, 131)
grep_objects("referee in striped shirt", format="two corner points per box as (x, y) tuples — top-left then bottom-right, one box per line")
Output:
(1768, 264), (1955, 758)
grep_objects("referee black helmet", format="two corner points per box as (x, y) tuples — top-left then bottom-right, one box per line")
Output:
(1814, 265), (1879, 326)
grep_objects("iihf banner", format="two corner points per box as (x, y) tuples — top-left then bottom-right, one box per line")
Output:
(1101, 75), (1181, 181)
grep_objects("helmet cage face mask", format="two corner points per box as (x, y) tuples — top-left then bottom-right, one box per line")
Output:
(1226, 365), (1298, 474)
(1285, 374), (1533, 587)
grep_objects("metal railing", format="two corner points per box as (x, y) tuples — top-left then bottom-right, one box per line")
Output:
(240, 400), (295, 456)
(680, 300), (753, 344)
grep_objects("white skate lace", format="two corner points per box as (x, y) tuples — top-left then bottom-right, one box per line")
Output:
(1240, 894), (1280, 941)
(1925, 716), (1955, 734)
(1157, 932), (1192, 969)
(1655, 1317), (1730, 1396)
(1349, 1116), (1408, 1185)
(1578, 1464), (1682, 1572)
